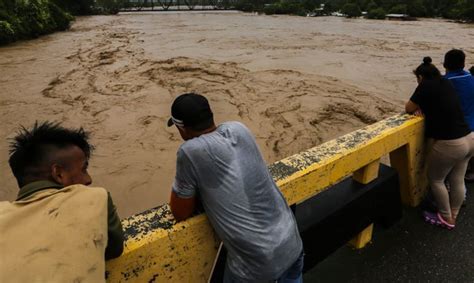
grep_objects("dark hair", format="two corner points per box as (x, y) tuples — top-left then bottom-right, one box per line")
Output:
(444, 49), (465, 71)
(470, 66), (474, 75)
(8, 121), (93, 187)
(413, 57), (441, 80)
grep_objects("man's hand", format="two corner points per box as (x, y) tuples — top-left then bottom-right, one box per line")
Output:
(170, 191), (196, 222)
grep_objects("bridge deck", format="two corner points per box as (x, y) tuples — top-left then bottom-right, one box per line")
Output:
(305, 183), (474, 282)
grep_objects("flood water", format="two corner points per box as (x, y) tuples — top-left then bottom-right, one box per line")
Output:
(1, 12), (473, 217)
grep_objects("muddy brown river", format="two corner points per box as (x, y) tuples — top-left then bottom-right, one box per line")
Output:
(1, 12), (473, 217)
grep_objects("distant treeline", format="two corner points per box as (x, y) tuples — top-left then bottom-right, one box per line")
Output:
(0, 0), (123, 45)
(2, 0), (472, 45)
(235, 0), (474, 21)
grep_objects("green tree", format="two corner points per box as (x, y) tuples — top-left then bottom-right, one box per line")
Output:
(16, 0), (53, 37)
(95, 0), (124, 14)
(408, 0), (427, 17)
(52, 0), (94, 15)
(389, 4), (407, 14)
(0, 0), (74, 45)
(367, 7), (386, 18)
(48, 1), (73, 30)
(234, 0), (266, 12)
(348, 0), (370, 11)
(342, 3), (362, 17)
(459, 0), (474, 21)
(366, 0), (378, 11)
(263, 0), (306, 15)
(421, 0), (436, 16)
(322, 1), (336, 12)
(302, 0), (321, 11)
(0, 20), (14, 44)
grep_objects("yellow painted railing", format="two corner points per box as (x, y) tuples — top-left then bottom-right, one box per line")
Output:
(106, 114), (427, 282)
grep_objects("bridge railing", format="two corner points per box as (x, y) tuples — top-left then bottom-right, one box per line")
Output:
(120, 0), (237, 11)
(106, 114), (427, 282)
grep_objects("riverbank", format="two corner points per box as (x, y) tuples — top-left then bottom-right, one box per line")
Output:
(1, 13), (473, 217)
(0, 0), (73, 44)
(0, 0), (124, 45)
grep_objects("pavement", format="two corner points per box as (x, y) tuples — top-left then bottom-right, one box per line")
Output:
(304, 184), (474, 282)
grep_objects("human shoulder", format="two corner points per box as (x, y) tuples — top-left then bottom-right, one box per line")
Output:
(417, 79), (449, 93)
(445, 70), (470, 79)
(179, 121), (253, 154)
(63, 184), (108, 199)
(178, 138), (201, 157)
(64, 184), (106, 192)
(220, 120), (247, 128)
(0, 200), (15, 214)
(176, 136), (211, 165)
(411, 79), (441, 104)
(218, 121), (252, 134)
(412, 81), (427, 100)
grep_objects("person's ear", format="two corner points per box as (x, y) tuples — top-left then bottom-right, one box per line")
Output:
(51, 163), (65, 185)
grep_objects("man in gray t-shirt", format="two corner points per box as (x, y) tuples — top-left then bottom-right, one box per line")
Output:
(167, 93), (303, 282)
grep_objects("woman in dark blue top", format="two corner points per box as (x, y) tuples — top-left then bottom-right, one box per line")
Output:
(406, 57), (474, 229)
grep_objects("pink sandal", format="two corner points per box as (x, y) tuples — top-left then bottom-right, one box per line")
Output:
(422, 211), (455, 230)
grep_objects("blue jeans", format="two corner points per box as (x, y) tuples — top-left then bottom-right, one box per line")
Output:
(276, 251), (304, 283)
(223, 251), (304, 283)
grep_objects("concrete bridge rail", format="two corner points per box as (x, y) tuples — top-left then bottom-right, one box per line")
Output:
(105, 114), (427, 282)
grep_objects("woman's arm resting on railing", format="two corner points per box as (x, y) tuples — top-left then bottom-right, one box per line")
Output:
(405, 100), (422, 116)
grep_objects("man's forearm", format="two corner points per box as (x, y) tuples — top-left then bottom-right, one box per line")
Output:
(105, 193), (124, 260)
(170, 191), (196, 222)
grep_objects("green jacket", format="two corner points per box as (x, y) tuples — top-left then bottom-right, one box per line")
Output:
(17, 180), (124, 260)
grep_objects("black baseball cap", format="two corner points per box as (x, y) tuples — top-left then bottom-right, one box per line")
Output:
(167, 93), (214, 129)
